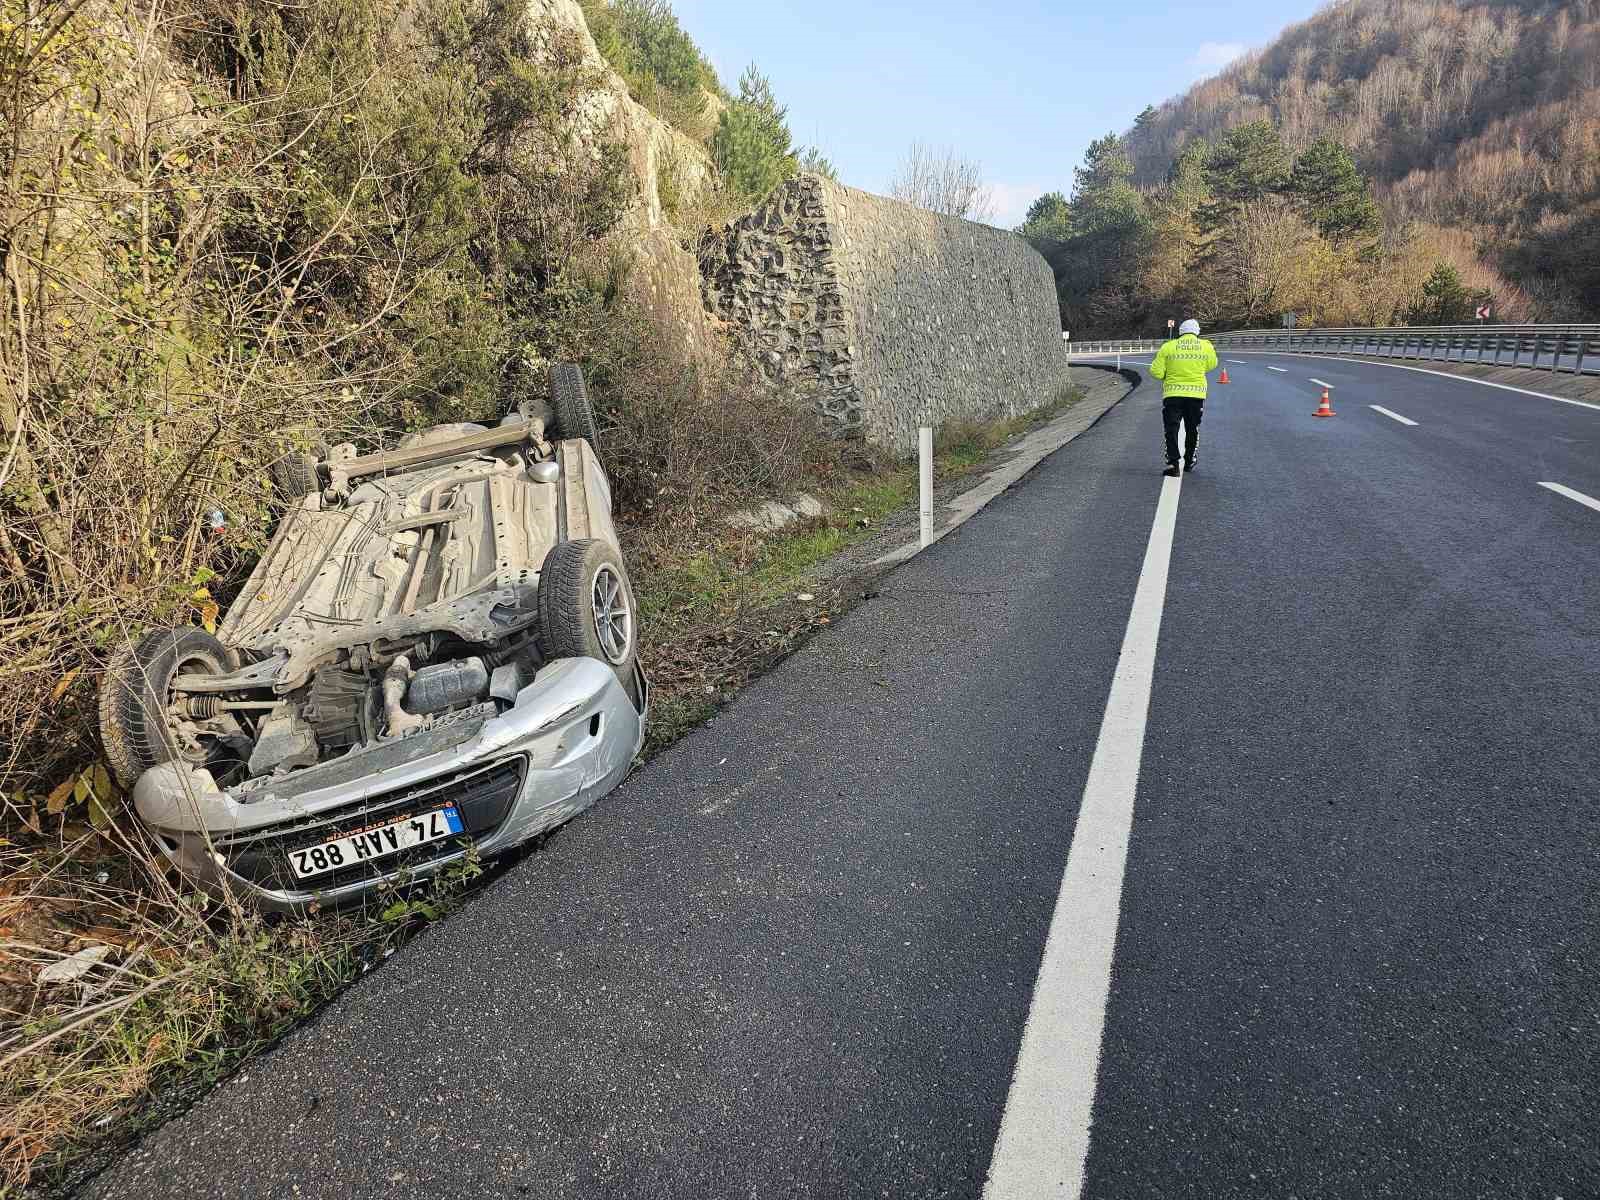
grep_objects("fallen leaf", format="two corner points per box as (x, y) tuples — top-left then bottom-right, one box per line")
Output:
(44, 777), (74, 815)
(72, 763), (110, 808)
(49, 667), (82, 705)
(88, 793), (115, 830)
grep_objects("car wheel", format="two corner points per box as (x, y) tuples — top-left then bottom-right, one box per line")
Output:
(548, 364), (601, 453)
(537, 539), (640, 705)
(99, 627), (237, 791)
(268, 451), (322, 502)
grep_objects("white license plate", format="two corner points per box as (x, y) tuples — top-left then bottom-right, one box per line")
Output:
(289, 807), (464, 880)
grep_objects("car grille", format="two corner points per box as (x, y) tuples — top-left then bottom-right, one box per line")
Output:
(217, 758), (525, 893)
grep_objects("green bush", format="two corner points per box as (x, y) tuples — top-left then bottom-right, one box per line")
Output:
(797, 145), (839, 181)
(579, 0), (717, 134)
(712, 65), (798, 205)
(237, 0), (634, 426)
(1020, 192), (1071, 241)
(1404, 262), (1491, 325)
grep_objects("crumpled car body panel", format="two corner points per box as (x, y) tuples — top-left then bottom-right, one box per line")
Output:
(135, 657), (645, 914)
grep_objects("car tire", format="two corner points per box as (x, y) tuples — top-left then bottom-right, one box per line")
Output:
(269, 451), (322, 502)
(100, 627), (234, 791)
(538, 539), (640, 705)
(548, 363), (601, 452)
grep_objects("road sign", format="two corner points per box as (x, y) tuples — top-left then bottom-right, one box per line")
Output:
(1282, 312), (1298, 328)
(1167, 318), (1175, 330)
(1476, 304), (1492, 321)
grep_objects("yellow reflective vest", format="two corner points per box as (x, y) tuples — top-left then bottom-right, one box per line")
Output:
(1149, 334), (1219, 399)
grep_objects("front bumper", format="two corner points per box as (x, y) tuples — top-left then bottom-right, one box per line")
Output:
(133, 657), (646, 913)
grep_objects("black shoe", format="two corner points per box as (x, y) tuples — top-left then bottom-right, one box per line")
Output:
(1163, 463), (1180, 478)
(1184, 457), (1197, 474)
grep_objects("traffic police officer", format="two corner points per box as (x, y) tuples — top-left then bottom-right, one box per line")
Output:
(1148, 318), (1218, 476)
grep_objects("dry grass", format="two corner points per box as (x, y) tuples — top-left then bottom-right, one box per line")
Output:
(593, 317), (843, 521)
(0, 830), (356, 1193)
(0, 819), (492, 1193)
(0, 1), (849, 1190)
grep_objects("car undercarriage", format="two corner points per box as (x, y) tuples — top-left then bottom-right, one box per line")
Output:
(98, 365), (647, 909)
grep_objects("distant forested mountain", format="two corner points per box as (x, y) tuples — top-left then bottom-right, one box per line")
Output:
(1029, 0), (1600, 336)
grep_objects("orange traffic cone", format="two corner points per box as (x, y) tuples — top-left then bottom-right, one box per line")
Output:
(1218, 367), (1230, 385)
(1313, 388), (1335, 417)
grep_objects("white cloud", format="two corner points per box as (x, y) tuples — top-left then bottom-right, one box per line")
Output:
(982, 182), (1054, 230)
(1190, 40), (1248, 75)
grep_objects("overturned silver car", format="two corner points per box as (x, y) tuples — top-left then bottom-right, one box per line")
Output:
(99, 365), (646, 912)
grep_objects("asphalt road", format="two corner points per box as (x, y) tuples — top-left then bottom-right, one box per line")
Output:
(90, 356), (1600, 1199)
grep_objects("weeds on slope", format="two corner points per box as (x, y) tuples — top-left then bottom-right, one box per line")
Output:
(0, 821), (492, 1195)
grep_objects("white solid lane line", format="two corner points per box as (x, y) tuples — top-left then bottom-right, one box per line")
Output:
(1370, 405), (1418, 426)
(1266, 366), (1288, 373)
(1539, 482), (1600, 514)
(1309, 378), (1335, 389)
(984, 474), (1182, 1200)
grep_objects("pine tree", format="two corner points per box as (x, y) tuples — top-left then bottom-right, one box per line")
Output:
(1020, 191), (1071, 241)
(1070, 134), (1145, 237)
(796, 145), (837, 180)
(1405, 262), (1490, 325)
(1288, 138), (1380, 243)
(1201, 120), (1288, 215)
(1143, 141), (1213, 312)
(711, 64), (798, 203)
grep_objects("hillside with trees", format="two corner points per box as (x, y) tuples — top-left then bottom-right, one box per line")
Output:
(1027, 0), (1600, 337)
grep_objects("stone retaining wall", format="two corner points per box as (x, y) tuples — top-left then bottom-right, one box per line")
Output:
(700, 175), (1067, 454)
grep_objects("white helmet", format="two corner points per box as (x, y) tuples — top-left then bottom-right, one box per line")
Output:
(1179, 319), (1201, 336)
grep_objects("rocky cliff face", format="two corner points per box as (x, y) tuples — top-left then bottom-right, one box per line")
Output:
(701, 175), (1069, 454)
(527, 0), (721, 360)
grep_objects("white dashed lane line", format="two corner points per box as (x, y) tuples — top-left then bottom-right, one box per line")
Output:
(1309, 378), (1335, 389)
(1226, 359), (1248, 365)
(1266, 366), (1288, 373)
(1539, 482), (1600, 514)
(1370, 406), (1418, 426)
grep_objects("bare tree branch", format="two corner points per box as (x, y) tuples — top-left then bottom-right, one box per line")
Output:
(888, 141), (997, 223)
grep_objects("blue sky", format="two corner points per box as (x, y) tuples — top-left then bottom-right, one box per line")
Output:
(671, 0), (1328, 227)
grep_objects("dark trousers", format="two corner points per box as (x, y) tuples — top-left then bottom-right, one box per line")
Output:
(1163, 397), (1204, 466)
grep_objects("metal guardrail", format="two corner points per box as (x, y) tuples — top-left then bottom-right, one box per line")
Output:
(1068, 324), (1600, 377)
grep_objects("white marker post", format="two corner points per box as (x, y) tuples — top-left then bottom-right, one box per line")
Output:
(1063, 330), (1072, 387)
(919, 426), (934, 548)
